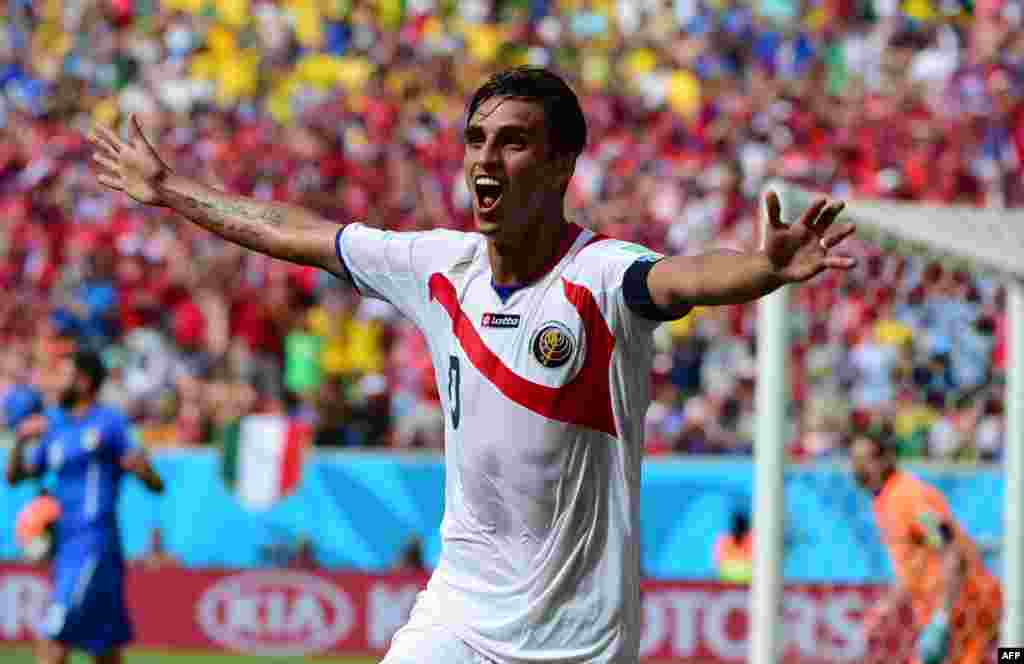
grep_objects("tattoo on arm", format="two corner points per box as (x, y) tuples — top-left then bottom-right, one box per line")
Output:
(194, 194), (286, 228)
(159, 175), (340, 270)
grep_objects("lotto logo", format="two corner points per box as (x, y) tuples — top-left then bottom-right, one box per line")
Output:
(481, 313), (521, 328)
(1000, 647), (1024, 660)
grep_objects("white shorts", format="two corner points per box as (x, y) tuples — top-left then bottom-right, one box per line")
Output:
(381, 591), (492, 664)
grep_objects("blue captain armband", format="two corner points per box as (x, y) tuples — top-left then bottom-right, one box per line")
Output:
(622, 257), (690, 322)
(334, 226), (357, 287)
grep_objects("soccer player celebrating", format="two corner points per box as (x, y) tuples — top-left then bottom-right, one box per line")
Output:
(87, 67), (855, 664)
(6, 350), (164, 664)
(853, 430), (1002, 664)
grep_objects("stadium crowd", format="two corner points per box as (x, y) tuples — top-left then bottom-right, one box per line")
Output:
(0, 0), (1020, 460)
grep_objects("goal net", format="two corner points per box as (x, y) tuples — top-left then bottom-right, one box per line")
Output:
(747, 181), (1021, 664)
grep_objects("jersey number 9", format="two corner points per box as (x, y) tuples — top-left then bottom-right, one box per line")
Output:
(448, 355), (461, 430)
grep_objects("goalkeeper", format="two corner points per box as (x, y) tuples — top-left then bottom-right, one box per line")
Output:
(853, 429), (1001, 664)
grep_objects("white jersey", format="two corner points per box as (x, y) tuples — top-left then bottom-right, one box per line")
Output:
(338, 222), (664, 664)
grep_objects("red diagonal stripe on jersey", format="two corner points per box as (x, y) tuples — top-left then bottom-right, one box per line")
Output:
(428, 273), (617, 438)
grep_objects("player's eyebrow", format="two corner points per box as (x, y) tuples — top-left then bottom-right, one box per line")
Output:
(498, 125), (532, 139)
(464, 124), (534, 142)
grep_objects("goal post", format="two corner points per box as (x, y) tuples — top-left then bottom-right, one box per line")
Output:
(1007, 280), (1024, 648)
(750, 280), (788, 664)
(752, 181), (1024, 663)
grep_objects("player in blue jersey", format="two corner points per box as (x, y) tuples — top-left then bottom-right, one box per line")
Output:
(6, 350), (164, 664)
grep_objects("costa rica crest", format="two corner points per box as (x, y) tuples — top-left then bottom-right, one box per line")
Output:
(531, 321), (576, 368)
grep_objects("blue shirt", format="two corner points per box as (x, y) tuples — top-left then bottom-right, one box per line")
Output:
(26, 405), (139, 545)
(75, 280), (119, 346)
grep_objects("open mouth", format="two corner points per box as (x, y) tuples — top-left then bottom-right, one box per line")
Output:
(474, 176), (504, 212)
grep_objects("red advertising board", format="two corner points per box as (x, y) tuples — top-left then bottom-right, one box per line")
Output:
(0, 565), (909, 662)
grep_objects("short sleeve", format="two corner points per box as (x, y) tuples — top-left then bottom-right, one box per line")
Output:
(336, 223), (477, 327)
(622, 257), (691, 322)
(577, 239), (677, 345)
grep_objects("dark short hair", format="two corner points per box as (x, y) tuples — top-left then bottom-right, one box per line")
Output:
(859, 421), (899, 459)
(466, 66), (587, 158)
(73, 350), (108, 394)
(732, 511), (750, 536)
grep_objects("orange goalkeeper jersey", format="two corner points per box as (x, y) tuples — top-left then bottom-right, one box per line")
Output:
(872, 471), (1001, 633)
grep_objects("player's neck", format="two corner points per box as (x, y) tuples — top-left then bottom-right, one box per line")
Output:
(874, 467), (898, 495)
(68, 396), (97, 418)
(487, 216), (568, 287)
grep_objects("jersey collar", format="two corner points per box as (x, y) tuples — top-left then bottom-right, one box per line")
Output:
(873, 469), (903, 504)
(488, 223), (585, 299)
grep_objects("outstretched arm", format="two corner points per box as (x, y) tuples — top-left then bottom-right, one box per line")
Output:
(87, 116), (346, 278)
(121, 450), (165, 494)
(646, 192), (855, 315)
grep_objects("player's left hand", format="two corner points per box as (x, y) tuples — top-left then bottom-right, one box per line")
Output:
(761, 191), (857, 283)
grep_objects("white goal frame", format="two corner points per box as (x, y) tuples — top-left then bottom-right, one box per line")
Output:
(750, 182), (1024, 664)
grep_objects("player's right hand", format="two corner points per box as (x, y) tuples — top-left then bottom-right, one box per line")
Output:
(86, 114), (172, 207)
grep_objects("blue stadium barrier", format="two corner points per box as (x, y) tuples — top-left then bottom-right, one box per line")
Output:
(0, 451), (1003, 582)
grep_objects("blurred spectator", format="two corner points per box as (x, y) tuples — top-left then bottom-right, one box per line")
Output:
(792, 406), (845, 460)
(928, 392), (981, 461)
(849, 326), (898, 411)
(394, 537), (427, 574)
(394, 362), (444, 450)
(289, 538), (320, 571)
(975, 397), (1005, 462)
(714, 511), (753, 584)
(644, 381), (685, 455)
(0, 0), (1014, 461)
(681, 395), (727, 454)
(313, 376), (355, 447)
(285, 309), (324, 399)
(892, 382), (939, 458)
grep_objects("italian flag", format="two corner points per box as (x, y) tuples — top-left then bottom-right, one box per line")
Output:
(221, 415), (311, 510)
